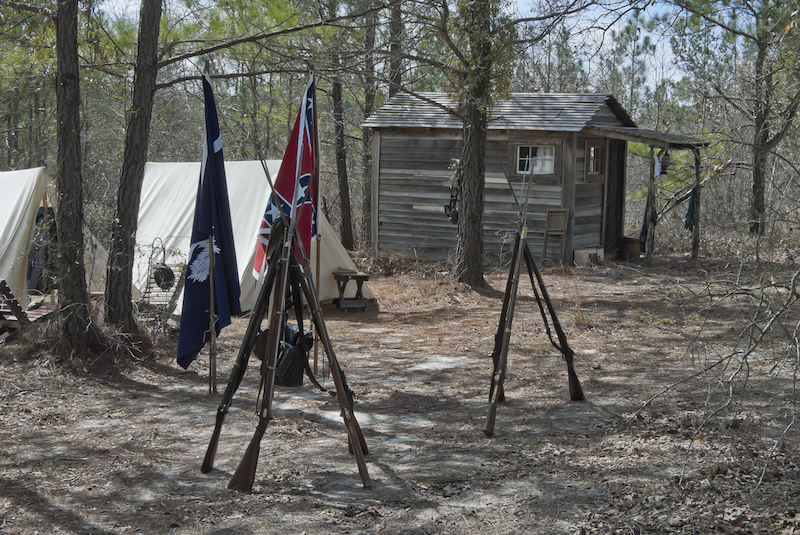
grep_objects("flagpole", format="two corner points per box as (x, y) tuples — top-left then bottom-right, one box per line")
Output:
(208, 234), (218, 394)
(311, 73), (322, 375)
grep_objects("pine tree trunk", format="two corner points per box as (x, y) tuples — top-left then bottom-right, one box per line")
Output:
(55, 0), (96, 353)
(332, 65), (354, 250)
(749, 30), (769, 236)
(361, 6), (377, 247)
(389, 0), (402, 96)
(454, 0), (492, 287)
(455, 106), (487, 286)
(104, 0), (162, 330)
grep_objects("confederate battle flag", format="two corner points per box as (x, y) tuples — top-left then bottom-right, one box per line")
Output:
(253, 76), (316, 276)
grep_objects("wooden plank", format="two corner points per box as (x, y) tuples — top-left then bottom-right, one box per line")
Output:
(575, 207), (602, 219)
(380, 137), (462, 149)
(379, 168), (453, 179)
(380, 157), (455, 170)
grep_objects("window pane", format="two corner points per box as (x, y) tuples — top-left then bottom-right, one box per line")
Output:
(587, 141), (603, 174)
(517, 145), (553, 174)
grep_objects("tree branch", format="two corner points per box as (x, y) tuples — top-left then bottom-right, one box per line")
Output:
(0, 0), (54, 19)
(155, 4), (383, 69)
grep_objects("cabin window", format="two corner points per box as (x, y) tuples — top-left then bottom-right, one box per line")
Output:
(516, 145), (555, 175)
(586, 139), (605, 176)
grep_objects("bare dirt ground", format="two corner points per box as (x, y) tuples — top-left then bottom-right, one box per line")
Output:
(1, 255), (799, 535)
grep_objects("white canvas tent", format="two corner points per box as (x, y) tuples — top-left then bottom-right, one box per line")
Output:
(0, 167), (55, 308)
(134, 160), (372, 313)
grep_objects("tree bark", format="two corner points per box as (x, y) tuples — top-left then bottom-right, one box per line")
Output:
(691, 149), (701, 259)
(360, 5), (377, 247)
(388, 0), (402, 96)
(455, 108), (487, 286)
(55, 0), (100, 354)
(749, 31), (769, 236)
(454, 0), (492, 287)
(104, 0), (162, 330)
(644, 146), (656, 263)
(332, 61), (354, 250)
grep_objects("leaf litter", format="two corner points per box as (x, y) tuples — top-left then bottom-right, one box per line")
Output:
(0, 255), (798, 534)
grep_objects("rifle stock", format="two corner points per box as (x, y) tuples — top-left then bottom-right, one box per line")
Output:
(227, 415), (268, 491)
(201, 410), (225, 473)
(200, 249), (279, 474)
(565, 350), (584, 402)
(484, 330), (511, 437)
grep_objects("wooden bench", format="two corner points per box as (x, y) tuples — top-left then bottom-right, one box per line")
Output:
(1, 280), (58, 340)
(1, 280), (31, 339)
(332, 268), (370, 311)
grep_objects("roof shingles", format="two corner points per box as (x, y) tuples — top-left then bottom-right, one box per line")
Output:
(362, 92), (637, 131)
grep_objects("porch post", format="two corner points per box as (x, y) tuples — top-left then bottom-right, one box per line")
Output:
(645, 146), (656, 263)
(691, 147), (701, 259)
(561, 133), (576, 265)
(370, 130), (381, 258)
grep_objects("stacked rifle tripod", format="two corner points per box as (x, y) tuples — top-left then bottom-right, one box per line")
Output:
(484, 169), (586, 437)
(200, 218), (371, 491)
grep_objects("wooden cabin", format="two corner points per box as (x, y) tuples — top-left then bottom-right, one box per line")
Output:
(363, 92), (706, 265)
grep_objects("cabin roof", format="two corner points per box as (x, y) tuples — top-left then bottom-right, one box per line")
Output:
(362, 92), (638, 131)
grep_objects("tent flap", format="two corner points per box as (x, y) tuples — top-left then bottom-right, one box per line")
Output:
(0, 168), (54, 308)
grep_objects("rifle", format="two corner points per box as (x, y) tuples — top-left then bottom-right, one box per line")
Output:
(291, 251), (370, 486)
(521, 242), (585, 401)
(484, 230), (524, 437)
(488, 234), (518, 404)
(227, 224), (293, 491)
(227, 228), (372, 491)
(498, 156), (585, 402)
(484, 162), (534, 437)
(200, 244), (281, 474)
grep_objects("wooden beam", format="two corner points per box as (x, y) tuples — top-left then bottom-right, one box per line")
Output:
(691, 148), (701, 259)
(370, 130), (381, 258)
(561, 133), (576, 266)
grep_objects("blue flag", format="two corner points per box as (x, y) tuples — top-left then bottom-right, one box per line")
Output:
(177, 73), (242, 369)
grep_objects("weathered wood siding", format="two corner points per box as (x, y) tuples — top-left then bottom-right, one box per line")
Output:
(373, 126), (625, 262)
(574, 183), (603, 249)
(573, 135), (603, 250)
(375, 128), (570, 262)
(376, 130), (460, 259)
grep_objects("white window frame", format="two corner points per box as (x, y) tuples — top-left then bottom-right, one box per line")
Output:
(516, 145), (555, 175)
(586, 139), (605, 176)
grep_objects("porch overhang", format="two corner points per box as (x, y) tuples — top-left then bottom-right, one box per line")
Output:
(583, 126), (710, 151)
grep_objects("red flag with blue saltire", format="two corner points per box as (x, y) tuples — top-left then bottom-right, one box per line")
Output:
(177, 72), (242, 369)
(253, 76), (316, 276)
